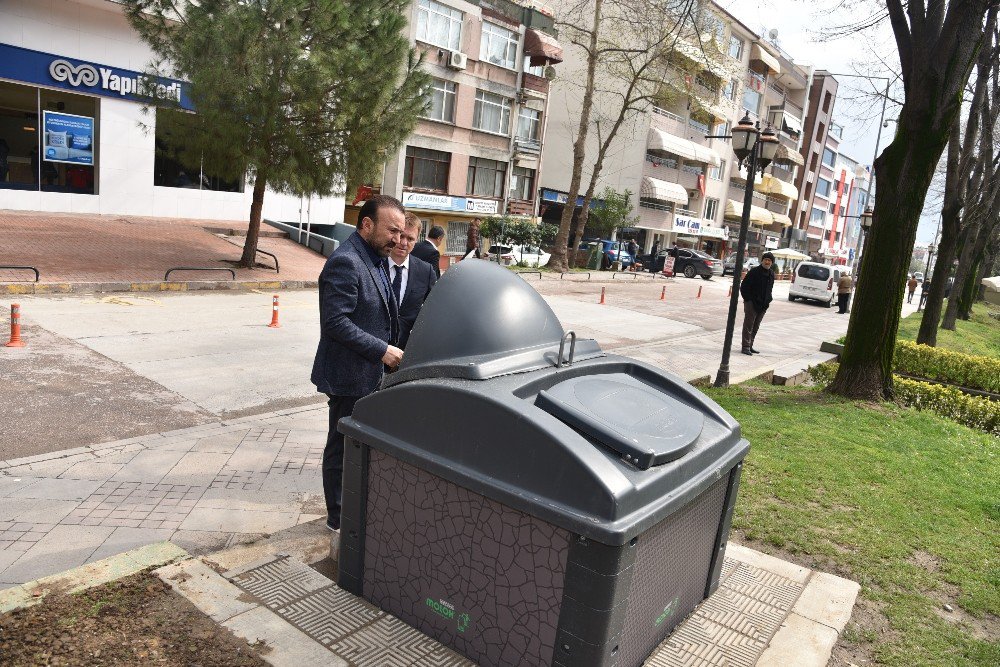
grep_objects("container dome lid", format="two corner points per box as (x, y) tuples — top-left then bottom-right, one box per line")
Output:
(385, 259), (600, 387)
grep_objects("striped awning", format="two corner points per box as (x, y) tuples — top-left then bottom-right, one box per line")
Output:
(641, 176), (689, 205)
(647, 128), (721, 166)
(524, 29), (564, 66)
(770, 212), (793, 227)
(751, 44), (781, 74)
(725, 199), (773, 224)
(775, 144), (804, 167)
(760, 174), (799, 200)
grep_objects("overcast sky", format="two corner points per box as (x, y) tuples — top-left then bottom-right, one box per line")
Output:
(718, 0), (942, 245)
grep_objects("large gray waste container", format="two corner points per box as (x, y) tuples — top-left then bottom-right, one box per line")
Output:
(337, 260), (749, 667)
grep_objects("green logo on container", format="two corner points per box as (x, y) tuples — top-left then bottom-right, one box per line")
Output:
(426, 598), (472, 633)
(655, 597), (680, 626)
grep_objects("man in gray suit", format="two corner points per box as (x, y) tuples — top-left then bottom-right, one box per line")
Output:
(311, 195), (405, 531)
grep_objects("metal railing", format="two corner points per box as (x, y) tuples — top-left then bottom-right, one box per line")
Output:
(651, 106), (684, 122)
(164, 267), (236, 281)
(0, 266), (39, 282)
(560, 271), (591, 280)
(255, 248), (280, 273)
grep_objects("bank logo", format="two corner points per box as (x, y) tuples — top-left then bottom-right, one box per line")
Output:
(49, 59), (99, 87)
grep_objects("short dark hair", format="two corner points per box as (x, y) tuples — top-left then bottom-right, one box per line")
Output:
(356, 195), (405, 229)
(428, 225), (445, 240)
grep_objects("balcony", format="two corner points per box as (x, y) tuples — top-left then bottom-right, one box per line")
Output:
(650, 108), (713, 147)
(644, 156), (701, 190)
(507, 199), (534, 216)
(514, 137), (541, 155)
(637, 201), (673, 231)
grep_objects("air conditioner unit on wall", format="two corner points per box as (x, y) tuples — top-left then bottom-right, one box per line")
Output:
(448, 51), (467, 70)
(688, 189), (700, 199)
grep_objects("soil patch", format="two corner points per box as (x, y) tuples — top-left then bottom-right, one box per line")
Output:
(0, 571), (268, 666)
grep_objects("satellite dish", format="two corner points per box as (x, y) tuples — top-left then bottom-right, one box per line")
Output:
(768, 28), (779, 40)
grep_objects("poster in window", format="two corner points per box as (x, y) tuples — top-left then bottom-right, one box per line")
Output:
(43, 111), (94, 165)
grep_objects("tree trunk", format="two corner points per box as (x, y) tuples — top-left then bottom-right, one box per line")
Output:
(239, 174), (267, 268)
(917, 213), (958, 346)
(958, 219), (994, 317)
(942, 222), (981, 329)
(828, 132), (945, 400)
(549, 0), (602, 273)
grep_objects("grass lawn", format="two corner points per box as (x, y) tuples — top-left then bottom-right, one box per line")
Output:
(706, 382), (999, 666)
(897, 303), (1000, 358)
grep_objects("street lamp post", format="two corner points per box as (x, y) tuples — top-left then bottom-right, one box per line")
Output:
(708, 114), (779, 388)
(852, 206), (874, 273)
(918, 242), (936, 311)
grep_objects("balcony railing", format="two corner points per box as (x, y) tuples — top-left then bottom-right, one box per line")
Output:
(650, 111), (712, 147)
(652, 106), (684, 123)
(514, 137), (541, 154)
(643, 158), (700, 190)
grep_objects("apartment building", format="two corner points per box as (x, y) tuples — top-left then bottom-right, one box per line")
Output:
(807, 125), (870, 265)
(791, 70), (840, 256)
(356, 0), (561, 267)
(539, 2), (812, 261)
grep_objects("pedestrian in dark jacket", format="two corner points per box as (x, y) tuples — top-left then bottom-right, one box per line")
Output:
(739, 252), (775, 355)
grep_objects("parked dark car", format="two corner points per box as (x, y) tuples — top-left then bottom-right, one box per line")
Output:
(722, 253), (758, 276)
(642, 248), (717, 279)
(580, 239), (635, 269)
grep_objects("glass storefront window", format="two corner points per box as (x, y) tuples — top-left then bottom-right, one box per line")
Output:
(0, 81), (97, 194)
(153, 108), (243, 192)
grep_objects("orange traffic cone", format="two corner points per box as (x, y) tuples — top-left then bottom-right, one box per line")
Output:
(5, 303), (26, 347)
(660, 286), (666, 300)
(727, 286), (732, 297)
(268, 295), (281, 328)
(697, 286), (703, 299)
(599, 287), (606, 305)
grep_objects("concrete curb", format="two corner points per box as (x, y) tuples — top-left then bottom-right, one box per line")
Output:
(0, 280), (318, 295)
(0, 541), (190, 614)
(0, 402), (327, 471)
(727, 543), (861, 666)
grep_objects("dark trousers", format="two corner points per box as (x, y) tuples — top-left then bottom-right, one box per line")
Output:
(323, 394), (359, 530)
(837, 292), (850, 313)
(907, 290), (915, 303)
(741, 301), (765, 350)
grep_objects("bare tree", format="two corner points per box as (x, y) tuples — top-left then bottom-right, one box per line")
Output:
(917, 16), (997, 344)
(829, 0), (996, 400)
(547, 0), (705, 272)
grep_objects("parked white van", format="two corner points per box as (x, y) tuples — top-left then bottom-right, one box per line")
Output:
(789, 262), (851, 307)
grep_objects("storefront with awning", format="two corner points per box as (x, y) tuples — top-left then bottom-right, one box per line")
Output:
(647, 128), (721, 166)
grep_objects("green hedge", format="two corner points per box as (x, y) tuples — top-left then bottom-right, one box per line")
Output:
(806, 362), (1000, 435)
(893, 340), (1000, 393)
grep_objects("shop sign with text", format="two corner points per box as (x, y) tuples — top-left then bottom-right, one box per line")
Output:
(0, 43), (193, 110)
(42, 111), (94, 165)
(673, 215), (702, 234)
(465, 198), (499, 214)
(402, 191), (466, 212)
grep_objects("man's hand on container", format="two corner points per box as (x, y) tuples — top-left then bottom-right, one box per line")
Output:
(382, 345), (404, 369)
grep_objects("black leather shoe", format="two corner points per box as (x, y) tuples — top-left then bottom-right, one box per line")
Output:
(750, 347), (761, 354)
(741, 348), (753, 355)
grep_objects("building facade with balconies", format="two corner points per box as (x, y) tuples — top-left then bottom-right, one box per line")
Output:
(539, 2), (817, 263)
(351, 0), (562, 266)
(791, 70), (840, 256)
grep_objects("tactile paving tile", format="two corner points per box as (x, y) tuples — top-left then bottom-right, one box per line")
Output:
(280, 585), (381, 645)
(227, 556), (473, 666)
(644, 559), (805, 667)
(231, 556), (333, 608)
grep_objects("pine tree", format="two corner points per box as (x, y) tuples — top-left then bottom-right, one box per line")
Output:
(123, 0), (429, 267)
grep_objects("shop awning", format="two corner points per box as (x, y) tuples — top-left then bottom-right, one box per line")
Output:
(725, 199), (773, 224)
(751, 44), (781, 74)
(641, 176), (689, 205)
(774, 143), (804, 167)
(647, 128), (721, 166)
(524, 29), (564, 66)
(759, 174), (799, 200)
(770, 212), (793, 227)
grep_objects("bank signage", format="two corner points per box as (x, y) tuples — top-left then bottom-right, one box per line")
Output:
(465, 198), (498, 214)
(42, 111), (94, 165)
(0, 43), (193, 110)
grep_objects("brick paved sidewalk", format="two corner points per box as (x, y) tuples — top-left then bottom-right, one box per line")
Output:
(0, 211), (325, 284)
(0, 404), (328, 588)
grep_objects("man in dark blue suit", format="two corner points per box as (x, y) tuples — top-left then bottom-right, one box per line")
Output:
(389, 213), (438, 348)
(311, 195), (405, 531)
(410, 225), (444, 278)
